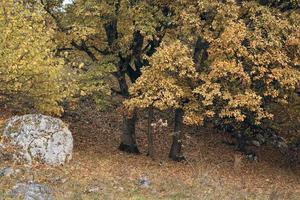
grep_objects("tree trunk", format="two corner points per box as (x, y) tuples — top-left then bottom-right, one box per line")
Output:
(193, 37), (209, 72)
(117, 72), (139, 154)
(147, 107), (154, 158)
(169, 108), (185, 161)
(119, 110), (139, 154)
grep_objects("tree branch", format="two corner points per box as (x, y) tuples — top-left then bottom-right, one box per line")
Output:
(71, 41), (98, 62)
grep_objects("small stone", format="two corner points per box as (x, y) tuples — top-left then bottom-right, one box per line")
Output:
(252, 140), (260, 147)
(61, 178), (68, 184)
(0, 167), (14, 177)
(277, 141), (288, 148)
(86, 186), (101, 193)
(246, 153), (257, 161)
(138, 176), (150, 188)
(49, 176), (68, 184)
(11, 183), (54, 200)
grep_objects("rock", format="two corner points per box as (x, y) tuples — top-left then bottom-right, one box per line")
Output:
(86, 186), (101, 193)
(11, 183), (54, 200)
(277, 141), (288, 149)
(0, 167), (14, 177)
(138, 176), (150, 188)
(0, 114), (73, 166)
(252, 140), (260, 147)
(49, 176), (68, 184)
(246, 153), (257, 161)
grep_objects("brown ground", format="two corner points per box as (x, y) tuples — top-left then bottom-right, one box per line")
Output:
(0, 106), (299, 199)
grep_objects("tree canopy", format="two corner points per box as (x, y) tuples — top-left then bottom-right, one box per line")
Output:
(1, 0), (300, 160)
(0, 0), (68, 115)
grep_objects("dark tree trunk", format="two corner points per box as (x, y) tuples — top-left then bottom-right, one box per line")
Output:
(236, 133), (247, 153)
(147, 107), (154, 158)
(105, 13), (167, 155)
(116, 71), (140, 154)
(193, 37), (209, 72)
(169, 108), (186, 161)
(235, 132), (255, 157)
(119, 110), (139, 154)
(71, 40), (98, 62)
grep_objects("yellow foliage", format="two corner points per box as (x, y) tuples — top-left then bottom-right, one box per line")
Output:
(0, 1), (70, 115)
(126, 0), (300, 131)
(24, 0), (299, 140)
(125, 40), (197, 111)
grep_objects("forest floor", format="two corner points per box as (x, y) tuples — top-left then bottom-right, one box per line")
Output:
(0, 105), (300, 200)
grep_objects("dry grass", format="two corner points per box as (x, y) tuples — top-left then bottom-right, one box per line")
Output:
(0, 106), (300, 199)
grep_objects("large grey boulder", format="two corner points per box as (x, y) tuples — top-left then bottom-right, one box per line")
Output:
(11, 183), (54, 200)
(0, 114), (73, 166)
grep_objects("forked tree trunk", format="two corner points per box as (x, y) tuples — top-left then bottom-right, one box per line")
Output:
(119, 110), (139, 154)
(169, 108), (185, 161)
(147, 107), (154, 158)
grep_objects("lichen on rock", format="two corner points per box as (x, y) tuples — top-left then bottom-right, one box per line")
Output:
(0, 114), (73, 166)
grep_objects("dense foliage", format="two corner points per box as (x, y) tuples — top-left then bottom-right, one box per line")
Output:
(125, 0), (300, 155)
(1, 0), (299, 160)
(0, 1), (68, 115)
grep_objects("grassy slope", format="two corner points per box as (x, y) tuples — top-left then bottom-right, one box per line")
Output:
(0, 107), (299, 200)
